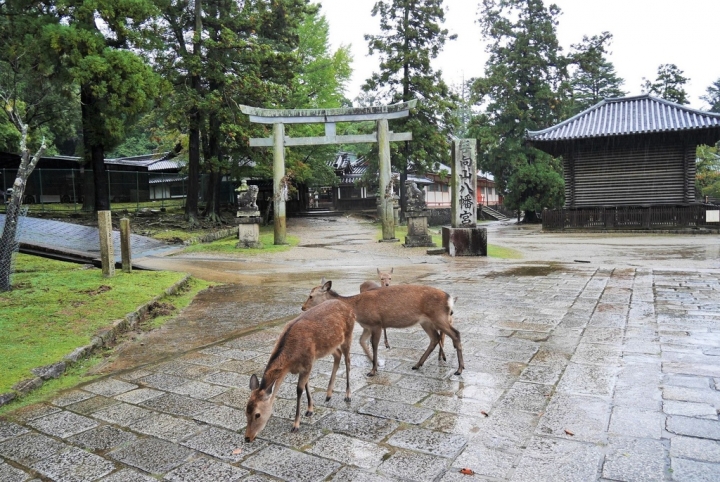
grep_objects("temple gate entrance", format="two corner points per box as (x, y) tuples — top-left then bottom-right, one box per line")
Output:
(239, 101), (416, 244)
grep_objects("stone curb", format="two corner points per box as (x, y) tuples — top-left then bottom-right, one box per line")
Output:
(0, 274), (192, 407)
(182, 227), (237, 245)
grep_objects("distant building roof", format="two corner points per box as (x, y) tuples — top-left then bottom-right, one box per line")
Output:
(527, 94), (720, 142)
(105, 153), (184, 171)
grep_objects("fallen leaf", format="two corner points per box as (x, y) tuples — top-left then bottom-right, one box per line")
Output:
(480, 411), (489, 417)
(232, 448), (243, 455)
(564, 429), (574, 436)
(460, 468), (475, 475)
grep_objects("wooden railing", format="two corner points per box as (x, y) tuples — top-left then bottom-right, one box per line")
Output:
(542, 205), (715, 230)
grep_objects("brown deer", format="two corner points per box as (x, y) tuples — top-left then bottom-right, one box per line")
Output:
(359, 268), (393, 349)
(244, 299), (355, 442)
(359, 268), (448, 358)
(302, 279), (463, 377)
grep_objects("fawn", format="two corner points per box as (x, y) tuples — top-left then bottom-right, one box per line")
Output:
(245, 299), (355, 441)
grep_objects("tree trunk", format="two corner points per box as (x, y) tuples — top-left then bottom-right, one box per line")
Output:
(185, 0), (203, 227)
(0, 132), (46, 292)
(186, 123), (200, 226)
(0, 197), (21, 291)
(92, 142), (109, 211)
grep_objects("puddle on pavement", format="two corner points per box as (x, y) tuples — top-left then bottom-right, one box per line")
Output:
(487, 264), (568, 278)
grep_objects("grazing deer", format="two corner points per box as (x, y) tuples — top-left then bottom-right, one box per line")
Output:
(359, 268), (394, 349)
(302, 279), (463, 377)
(244, 300), (355, 442)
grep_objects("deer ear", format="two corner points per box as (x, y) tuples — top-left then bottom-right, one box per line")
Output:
(323, 280), (332, 291)
(249, 374), (260, 390)
(264, 380), (275, 396)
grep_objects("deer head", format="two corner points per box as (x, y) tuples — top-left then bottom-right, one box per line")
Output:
(245, 374), (276, 442)
(377, 268), (393, 287)
(301, 278), (333, 311)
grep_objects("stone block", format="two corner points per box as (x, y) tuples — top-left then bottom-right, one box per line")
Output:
(0, 392), (16, 407)
(236, 220), (262, 249)
(183, 426), (264, 462)
(441, 226), (486, 256)
(31, 446), (115, 481)
(241, 444), (340, 481)
(12, 377), (43, 395)
(309, 433), (389, 470)
(108, 437), (196, 474)
(27, 410), (98, 439)
(31, 362), (66, 380)
(387, 427), (467, 458)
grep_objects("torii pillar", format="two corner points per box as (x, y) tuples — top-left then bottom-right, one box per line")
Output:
(240, 101), (416, 245)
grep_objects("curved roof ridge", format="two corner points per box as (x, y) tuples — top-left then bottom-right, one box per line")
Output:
(527, 95), (720, 142)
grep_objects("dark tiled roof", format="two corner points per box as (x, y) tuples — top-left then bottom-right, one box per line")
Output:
(527, 95), (720, 142)
(105, 153), (184, 171)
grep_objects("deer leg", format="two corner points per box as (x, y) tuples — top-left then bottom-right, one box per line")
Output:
(383, 328), (391, 349)
(367, 328), (381, 377)
(326, 348), (342, 402)
(359, 326), (374, 361)
(305, 381), (314, 416)
(414, 322), (441, 370)
(292, 372), (311, 432)
(438, 331), (447, 362)
(342, 343), (352, 402)
(440, 325), (464, 375)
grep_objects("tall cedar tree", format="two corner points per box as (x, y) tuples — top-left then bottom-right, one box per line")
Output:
(471, 0), (568, 222)
(363, 0), (458, 211)
(701, 79), (720, 113)
(270, 8), (353, 205)
(569, 32), (626, 114)
(38, 0), (163, 212)
(0, 0), (79, 156)
(641, 63), (690, 105)
(155, 0), (313, 224)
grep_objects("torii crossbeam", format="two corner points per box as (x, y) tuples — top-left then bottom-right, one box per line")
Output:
(240, 100), (416, 244)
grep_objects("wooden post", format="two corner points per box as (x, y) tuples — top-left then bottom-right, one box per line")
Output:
(97, 210), (115, 277)
(273, 122), (286, 245)
(378, 119), (396, 241)
(120, 217), (131, 273)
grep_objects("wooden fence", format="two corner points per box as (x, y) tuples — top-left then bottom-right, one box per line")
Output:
(542, 205), (718, 231)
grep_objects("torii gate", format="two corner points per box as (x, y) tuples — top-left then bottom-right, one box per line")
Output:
(239, 100), (416, 245)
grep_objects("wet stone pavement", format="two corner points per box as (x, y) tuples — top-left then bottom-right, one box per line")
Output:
(2, 219), (720, 481)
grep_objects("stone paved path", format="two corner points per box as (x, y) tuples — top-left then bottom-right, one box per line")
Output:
(1, 218), (720, 481)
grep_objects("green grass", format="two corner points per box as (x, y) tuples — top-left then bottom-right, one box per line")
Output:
(487, 244), (523, 259)
(0, 254), (210, 396)
(379, 223), (523, 259)
(182, 225), (299, 254)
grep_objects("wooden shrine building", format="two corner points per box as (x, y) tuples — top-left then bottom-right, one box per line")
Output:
(527, 94), (720, 230)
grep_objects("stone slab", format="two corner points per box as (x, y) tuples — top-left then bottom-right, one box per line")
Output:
(30, 446), (115, 482)
(165, 457), (249, 482)
(317, 411), (399, 442)
(108, 437), (196, 474)
(442, 226), (487, 257)
(358, 399), (433, 424)
(387, 427), (467, 458)
(510, 436), (602, 482)
(308, 433), (389, 470)
(241, 444), (340, 482)
(379, 449), (449, 482)
(602, 437), (667, 482)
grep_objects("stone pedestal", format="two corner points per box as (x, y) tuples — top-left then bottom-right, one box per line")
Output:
(393, 196), (400, 226)
(404, 213), (436, 247)
(442, 226), (487, 256)
(236, 216), (262, 248)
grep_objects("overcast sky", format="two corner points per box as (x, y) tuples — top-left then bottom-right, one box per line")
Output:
(319, 0), (720, 110)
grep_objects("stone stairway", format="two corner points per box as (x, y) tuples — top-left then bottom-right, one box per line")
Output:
(481, 205), (510, 221)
